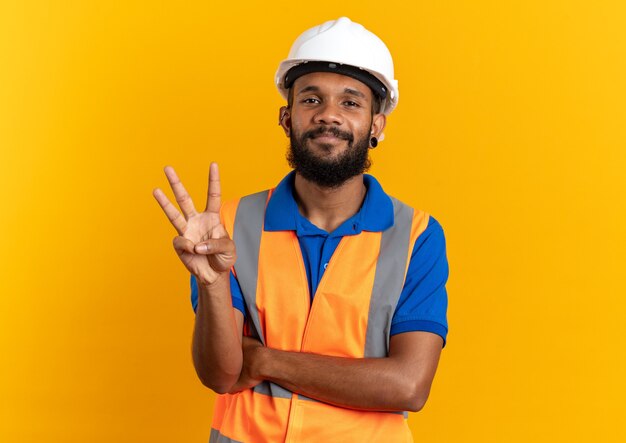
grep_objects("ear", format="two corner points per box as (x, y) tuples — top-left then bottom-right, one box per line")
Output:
(278, 106), (291, 137)
(370, 113), (386, 139)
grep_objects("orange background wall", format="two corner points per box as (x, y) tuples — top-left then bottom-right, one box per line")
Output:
(1, 1), (625, 441)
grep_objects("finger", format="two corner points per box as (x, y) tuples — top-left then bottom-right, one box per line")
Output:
(205, 162), (222, 214)
(173, 236), (196, 256)
(164, 166), (198, 219)
(194, 238), (235, 255)
(153, 188), (187, 235)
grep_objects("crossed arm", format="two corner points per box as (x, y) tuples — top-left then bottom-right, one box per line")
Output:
(233, 324), (443, 412)
(193, 277), (442, 412)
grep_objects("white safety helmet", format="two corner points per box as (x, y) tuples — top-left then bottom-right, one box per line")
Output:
(275, 17), (399, 116)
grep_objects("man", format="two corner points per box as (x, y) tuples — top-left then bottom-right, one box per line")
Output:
(154, 17), (448, 443)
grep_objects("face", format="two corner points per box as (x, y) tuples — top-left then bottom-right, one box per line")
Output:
(280, 71), (386, 188)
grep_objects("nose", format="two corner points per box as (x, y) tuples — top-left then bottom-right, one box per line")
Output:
(313, 101), (343, 126)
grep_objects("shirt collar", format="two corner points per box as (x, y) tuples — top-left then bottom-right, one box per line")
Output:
(264, 171), (394, 234)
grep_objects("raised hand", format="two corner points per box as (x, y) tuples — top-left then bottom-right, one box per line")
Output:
(153, 163), (236, 286)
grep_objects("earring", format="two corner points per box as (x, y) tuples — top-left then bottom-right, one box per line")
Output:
(370, 137), (378, 148)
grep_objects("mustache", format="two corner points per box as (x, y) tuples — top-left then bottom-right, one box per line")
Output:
(302, 126), (354, 143)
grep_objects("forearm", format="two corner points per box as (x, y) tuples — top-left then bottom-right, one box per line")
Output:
(256, 348), (430, 412)
(192, 273), (242, 393)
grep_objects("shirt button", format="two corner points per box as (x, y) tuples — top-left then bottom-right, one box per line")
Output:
(323, 263), (329, 270)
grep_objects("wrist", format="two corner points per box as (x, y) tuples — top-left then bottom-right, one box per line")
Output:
(197, 272), (230, 295)
(198, 273), (232, 309)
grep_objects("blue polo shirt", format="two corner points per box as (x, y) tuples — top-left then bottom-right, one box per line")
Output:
(191, 172), (449, 345)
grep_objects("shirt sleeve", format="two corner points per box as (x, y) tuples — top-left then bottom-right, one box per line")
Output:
(190, 272), (246, 316)
(390, 216), (449, 346)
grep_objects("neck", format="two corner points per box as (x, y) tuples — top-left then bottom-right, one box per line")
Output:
(293, 173), (367, 233)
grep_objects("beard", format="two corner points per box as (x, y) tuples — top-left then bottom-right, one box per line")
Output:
(287, 125), (372, 189)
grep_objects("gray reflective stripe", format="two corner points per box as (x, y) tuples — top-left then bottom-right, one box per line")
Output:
(253, 382), (317, 402)
(364, 197), (415, 358)
(253, 381), (294, 399)
(209, 428), (243, 443)
(233, 190), (269, 345)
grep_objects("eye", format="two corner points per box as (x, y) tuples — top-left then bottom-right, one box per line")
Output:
(343, 100), (360, 107)
(302, 97), (320, 104)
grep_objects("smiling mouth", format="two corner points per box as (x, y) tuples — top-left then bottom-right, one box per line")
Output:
(312, 134), (344, 142)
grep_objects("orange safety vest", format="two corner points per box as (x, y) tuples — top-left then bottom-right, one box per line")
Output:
(210, 189), (430, 443)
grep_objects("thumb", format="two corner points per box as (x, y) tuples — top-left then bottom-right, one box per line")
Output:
(194, 238), (235, 255)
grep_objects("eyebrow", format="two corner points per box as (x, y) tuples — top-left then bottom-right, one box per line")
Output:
(296, 85), (367, 99)
(296, 85), (322, 96)
(344, 88), (366, 99)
